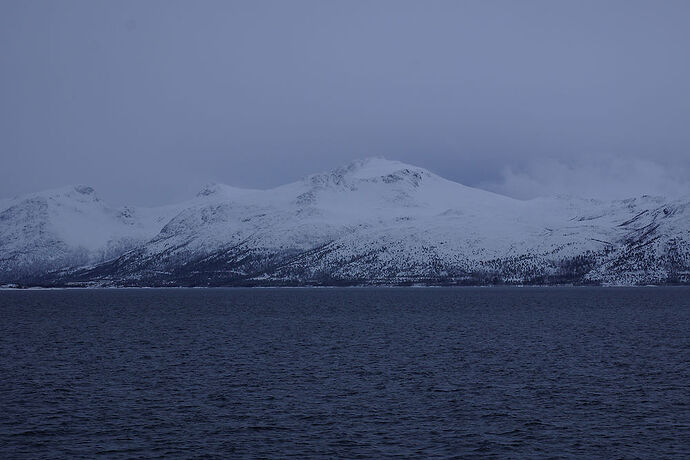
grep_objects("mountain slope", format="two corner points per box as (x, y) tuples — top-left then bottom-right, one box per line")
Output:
(0, 185), (180, 282)
(2, 158), (689, 286)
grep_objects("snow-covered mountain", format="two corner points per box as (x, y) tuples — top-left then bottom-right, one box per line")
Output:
(2, 158), (689, 286)
(0, 185), (182, 283)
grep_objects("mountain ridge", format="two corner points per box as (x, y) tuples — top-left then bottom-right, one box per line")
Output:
(1, 158), (689, 287)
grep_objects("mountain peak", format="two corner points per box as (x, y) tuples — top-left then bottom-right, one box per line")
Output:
(24, 184), (101, 202)
(197, 183), (222, 197)
(196, 182), (258, 199)
(305, 157), (435, 189)
(73, 185), (95, 195)
(335, 157), (431, 180)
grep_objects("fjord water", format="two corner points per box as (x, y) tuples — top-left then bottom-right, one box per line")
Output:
(1, 288), (688, 458)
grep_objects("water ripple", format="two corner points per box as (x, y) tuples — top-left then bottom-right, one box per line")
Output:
(1, 287), (689, 458)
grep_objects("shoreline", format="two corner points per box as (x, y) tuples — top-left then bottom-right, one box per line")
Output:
(2, 284), (688, 290)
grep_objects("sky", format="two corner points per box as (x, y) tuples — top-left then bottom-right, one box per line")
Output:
(2, 0), (690, 205)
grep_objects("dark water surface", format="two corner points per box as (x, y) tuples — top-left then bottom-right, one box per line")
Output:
(1, 287), (689, 459)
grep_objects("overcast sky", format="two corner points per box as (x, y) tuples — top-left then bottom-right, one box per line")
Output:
(2, 0), (690, 205)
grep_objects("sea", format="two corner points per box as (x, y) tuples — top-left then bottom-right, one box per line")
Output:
(1, 287), (689, 458)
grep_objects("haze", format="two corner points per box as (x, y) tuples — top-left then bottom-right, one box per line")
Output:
(2, 0), (690, 205)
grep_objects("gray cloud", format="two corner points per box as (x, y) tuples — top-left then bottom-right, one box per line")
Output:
(1, 1), (690, 205)
(480, 155), (690, 200)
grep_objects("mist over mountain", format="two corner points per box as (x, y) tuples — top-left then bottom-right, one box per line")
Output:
(1, 158), (688, 287)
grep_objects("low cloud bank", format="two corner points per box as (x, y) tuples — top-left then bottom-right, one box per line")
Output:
(481, 155), (690, 200)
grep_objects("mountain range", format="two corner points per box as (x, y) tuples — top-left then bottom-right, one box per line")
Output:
(1, 158), (689, 287)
